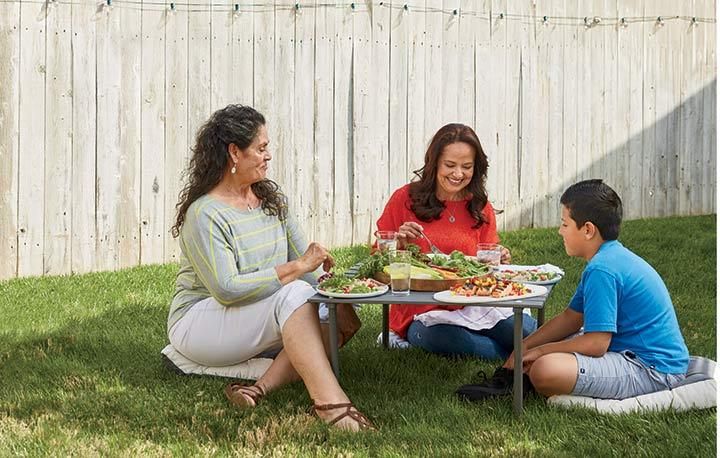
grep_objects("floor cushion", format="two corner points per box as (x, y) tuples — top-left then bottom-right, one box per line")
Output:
(161, 344), (272, 381)
(547, 356), (717, 414)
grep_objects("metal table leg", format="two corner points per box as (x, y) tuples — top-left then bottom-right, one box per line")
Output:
(382, 304), (389, 348)
(537, 307), (545, 327)
(328, 303), (340, 378)
(513, 307), (523, 416)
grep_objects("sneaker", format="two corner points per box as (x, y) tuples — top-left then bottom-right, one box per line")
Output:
(455, 366), (534, 402)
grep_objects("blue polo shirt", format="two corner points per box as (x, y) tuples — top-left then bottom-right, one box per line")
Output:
(569, 240), (689, 374)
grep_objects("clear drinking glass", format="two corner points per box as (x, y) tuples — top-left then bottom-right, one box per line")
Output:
(375, 230), (398, 253)
(476, 243), (502, 266)
(388, 250), (411, 295)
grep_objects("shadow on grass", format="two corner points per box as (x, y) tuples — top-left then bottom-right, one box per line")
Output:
(0, 216), (716, 454)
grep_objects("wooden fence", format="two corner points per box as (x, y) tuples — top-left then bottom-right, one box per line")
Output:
(0, 0), (716, 279)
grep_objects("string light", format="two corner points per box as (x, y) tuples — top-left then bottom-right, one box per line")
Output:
(0, 0), (712, 26)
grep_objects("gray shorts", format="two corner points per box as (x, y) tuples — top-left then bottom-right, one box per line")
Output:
(572, 350), (686, 400)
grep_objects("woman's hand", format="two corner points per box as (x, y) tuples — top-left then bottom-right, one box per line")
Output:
(298, 242), (332, 273)
(396, 221), (424, 248)
(499, 245), (512, 264)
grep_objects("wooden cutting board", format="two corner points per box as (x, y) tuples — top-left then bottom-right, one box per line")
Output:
(373, 272), (467, 292)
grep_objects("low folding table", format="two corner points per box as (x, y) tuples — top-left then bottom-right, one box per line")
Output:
(307, 286), (553, 416)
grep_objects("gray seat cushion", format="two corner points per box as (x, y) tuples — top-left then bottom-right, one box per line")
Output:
(547, 356), (717, 414)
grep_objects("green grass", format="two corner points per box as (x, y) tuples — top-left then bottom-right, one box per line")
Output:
(0, 215), (715, 456)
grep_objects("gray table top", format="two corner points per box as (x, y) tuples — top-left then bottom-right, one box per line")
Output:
(308, 284), (554, 309)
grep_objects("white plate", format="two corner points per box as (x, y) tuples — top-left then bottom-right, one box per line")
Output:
(433, 284), (548, 304)
(315, 284), (389, 299)
(492, 265), (564, 285)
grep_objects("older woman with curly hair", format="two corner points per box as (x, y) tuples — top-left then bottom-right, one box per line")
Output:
(167, 104), (372, 431)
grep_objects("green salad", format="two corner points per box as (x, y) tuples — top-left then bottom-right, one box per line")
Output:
(317, 275), (385, 294)
(354, 245), (490, 279)
(427, 250), (490, 277)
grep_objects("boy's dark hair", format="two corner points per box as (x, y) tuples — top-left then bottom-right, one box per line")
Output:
(560, 179), (623, 240)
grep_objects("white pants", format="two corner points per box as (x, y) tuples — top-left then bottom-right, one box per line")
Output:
(168, 280), (316, 366)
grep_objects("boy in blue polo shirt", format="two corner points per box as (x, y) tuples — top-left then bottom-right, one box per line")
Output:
(458, 179), (688, 400)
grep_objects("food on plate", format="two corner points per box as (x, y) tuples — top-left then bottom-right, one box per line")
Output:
(318, 274), (386, 294)
(450, 275), (530, 298)
(495, 268), (559, 283)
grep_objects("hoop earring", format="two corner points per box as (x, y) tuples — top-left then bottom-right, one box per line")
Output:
(231, 164), (237, 174)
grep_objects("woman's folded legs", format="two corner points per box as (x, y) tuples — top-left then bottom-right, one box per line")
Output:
(170, 281), (371, 430)
(406, 314), (538, 360)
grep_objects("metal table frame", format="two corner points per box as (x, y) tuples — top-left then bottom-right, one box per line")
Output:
(307, 286), (552, 416)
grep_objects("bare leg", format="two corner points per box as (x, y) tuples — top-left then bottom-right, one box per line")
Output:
(281, 302), (369, 431)
(527, 353), (578, 397)
(240, 303), (368, 430)
(251, 304), (361, 396)
(336, 303), (362, 345)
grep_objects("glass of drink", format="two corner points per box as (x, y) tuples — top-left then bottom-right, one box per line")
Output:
(388, 250), (411, 295)
(476, 243), (502, 266)
(375, 230), (398, 253)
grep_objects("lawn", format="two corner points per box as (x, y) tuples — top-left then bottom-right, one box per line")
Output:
(0, 215), (715, 456)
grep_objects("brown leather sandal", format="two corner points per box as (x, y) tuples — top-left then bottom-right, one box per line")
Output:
(224, 382), (265, 409)
(312, 401), (376, 431)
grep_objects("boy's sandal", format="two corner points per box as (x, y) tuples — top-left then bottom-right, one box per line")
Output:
(312, 401), (376, 431)
(224, 382), (265, 408)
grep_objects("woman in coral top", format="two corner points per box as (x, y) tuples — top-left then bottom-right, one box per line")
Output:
(376, 123), (537, 359)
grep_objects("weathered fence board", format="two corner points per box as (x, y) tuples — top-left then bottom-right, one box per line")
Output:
(140, 2), (167, 265)
(0, 0), (20, 278)
(17, 1), (46, 277)
(44, 0), (73, 275)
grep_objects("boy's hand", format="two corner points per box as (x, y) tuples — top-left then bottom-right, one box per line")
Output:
(521, 347), (545, 372)
(502, 346), (526, 370)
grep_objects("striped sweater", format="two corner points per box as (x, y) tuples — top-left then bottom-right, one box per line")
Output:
(168, 194), (318, 330)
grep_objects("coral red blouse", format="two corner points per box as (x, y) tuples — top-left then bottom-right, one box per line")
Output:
(376, 184), (500, 338)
